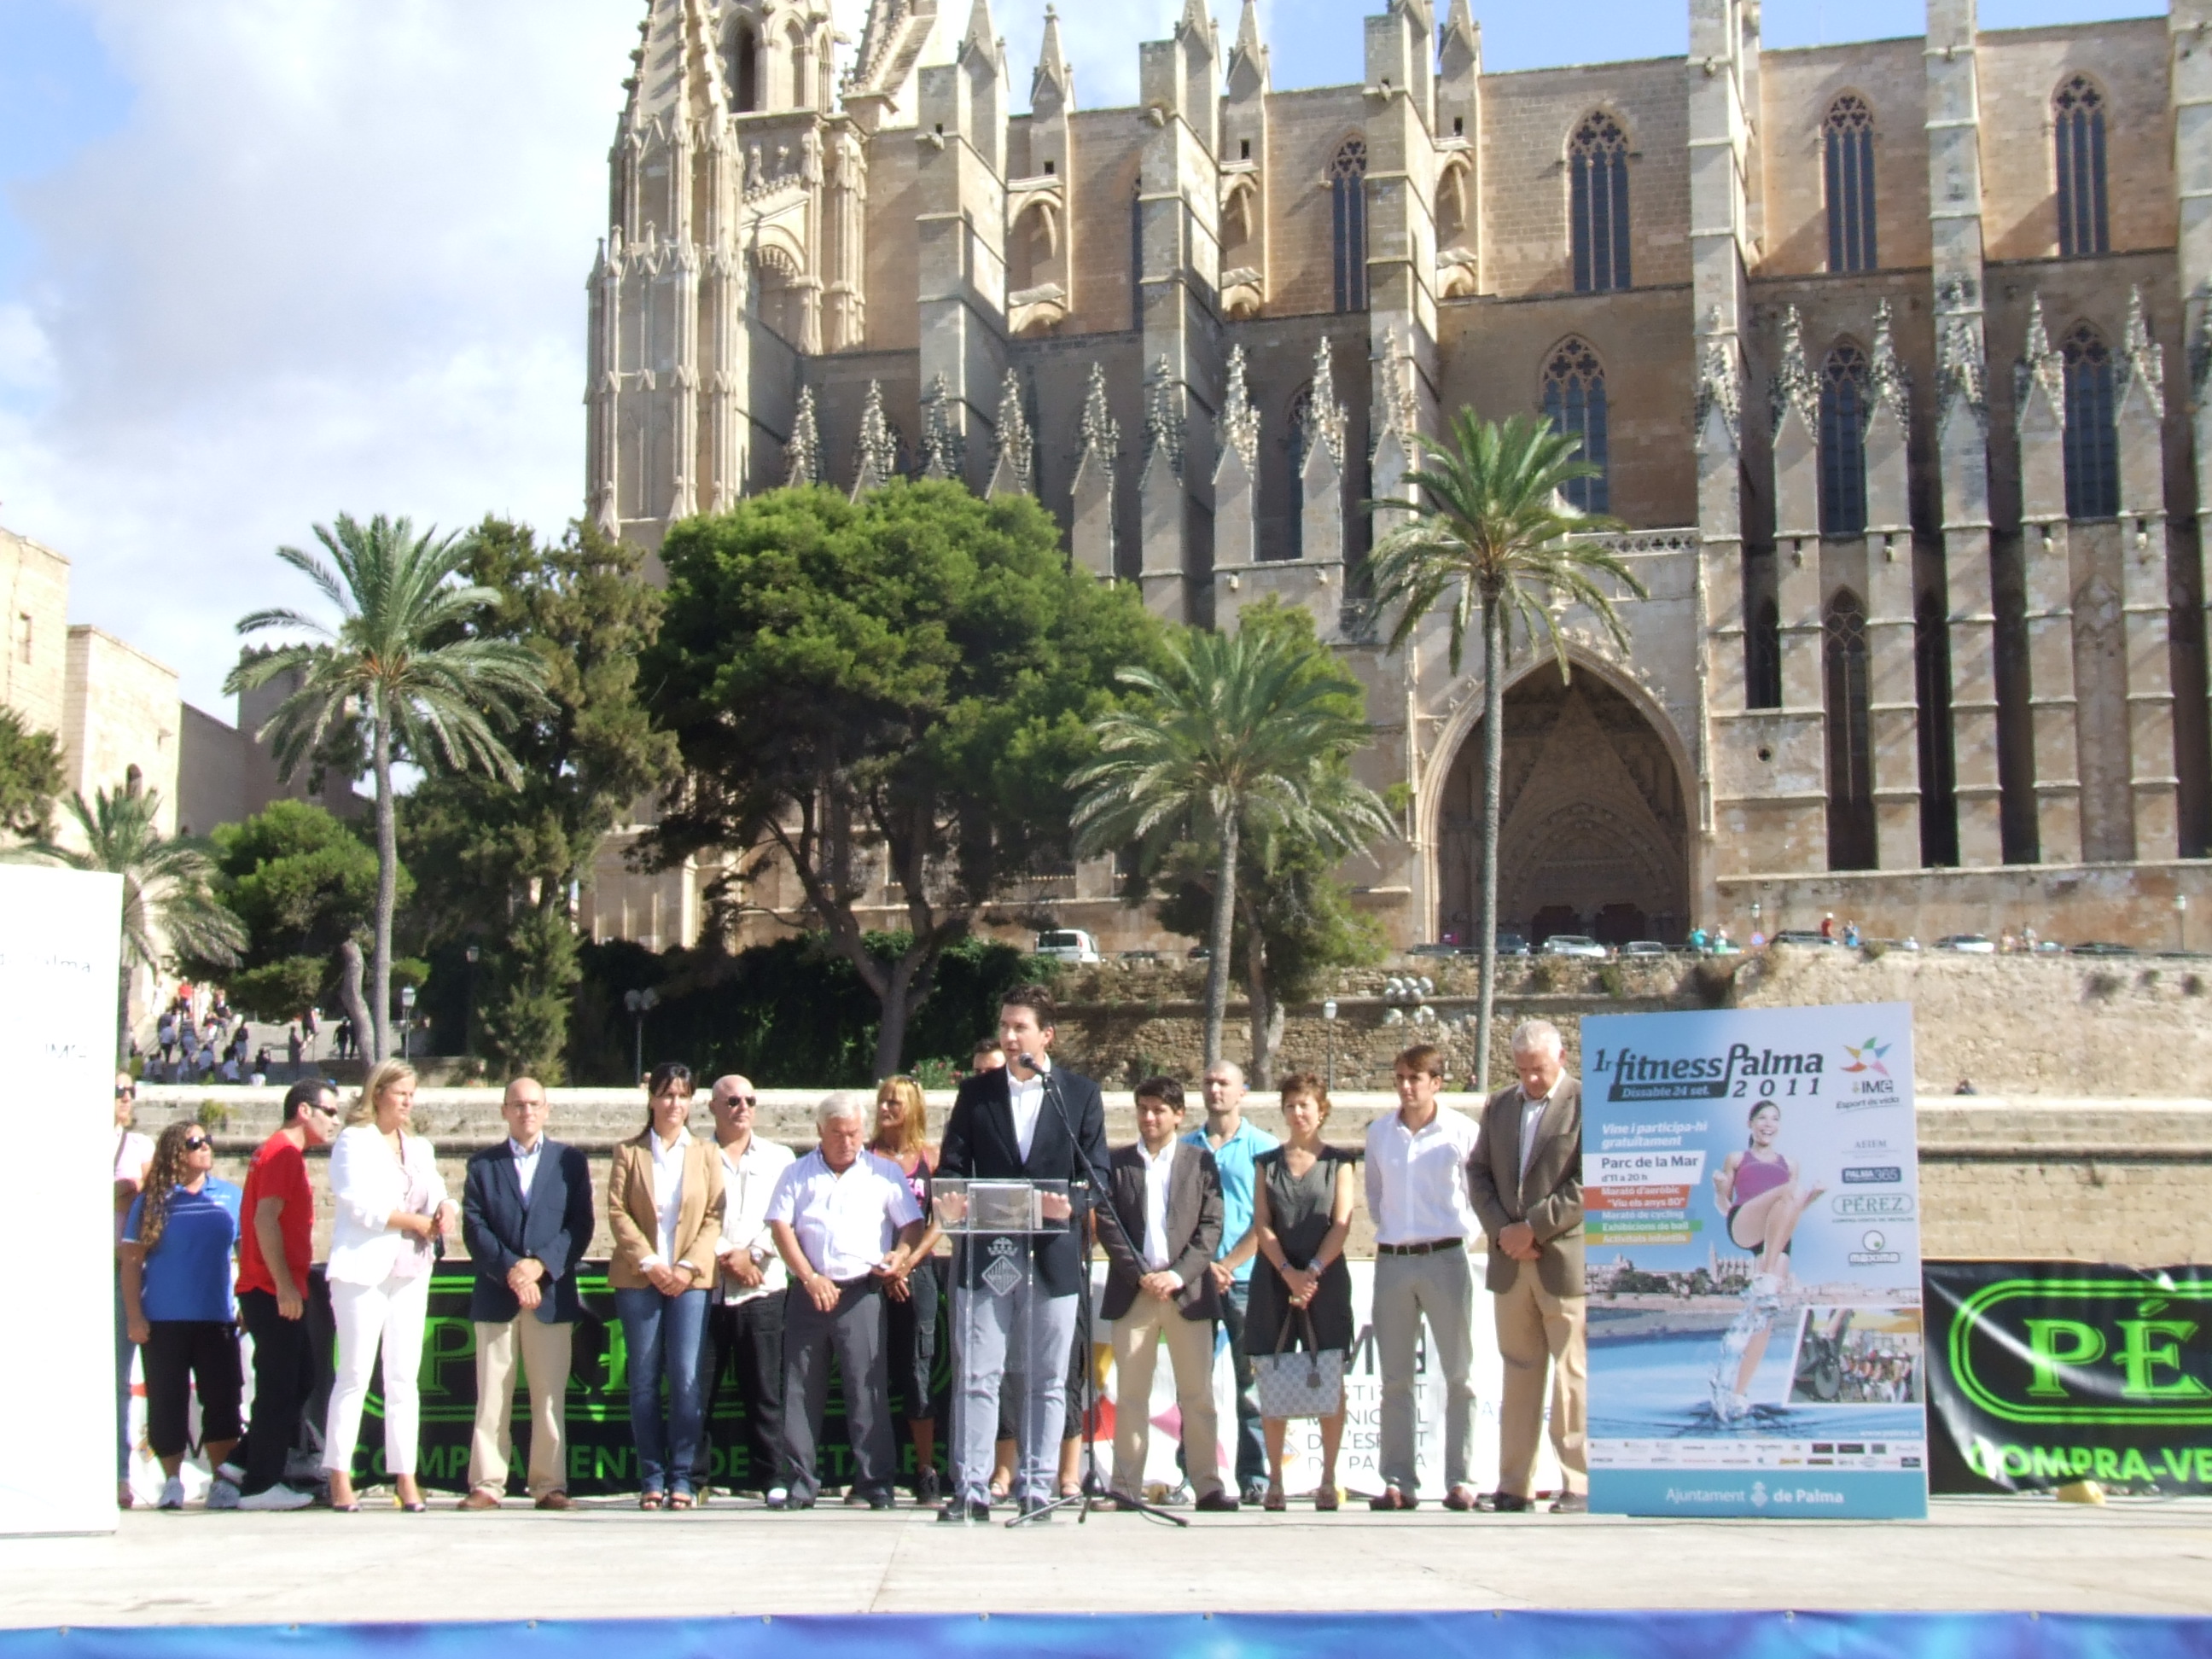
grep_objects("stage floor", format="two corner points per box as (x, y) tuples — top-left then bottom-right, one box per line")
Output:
(3, 1497), (2209, 1624)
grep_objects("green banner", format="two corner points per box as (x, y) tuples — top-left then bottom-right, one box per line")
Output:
(333, 1264), (935, 1495)
(1926, 1260), (2212, 1494)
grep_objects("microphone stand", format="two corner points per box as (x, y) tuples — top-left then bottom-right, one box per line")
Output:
(1006, 1051), (1185, 1530)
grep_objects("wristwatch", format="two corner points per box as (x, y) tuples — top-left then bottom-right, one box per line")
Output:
(748, 1243), (771, 1266)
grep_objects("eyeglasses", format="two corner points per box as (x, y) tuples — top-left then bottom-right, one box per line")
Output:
(115, 1087), (137, 1100)
(181, 1136), (212, 1151)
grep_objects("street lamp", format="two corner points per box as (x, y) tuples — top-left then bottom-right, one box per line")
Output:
(1750, 899), (1763, 946)
(2176, 894), (2190, 953)
(1322, 998), (1339, 1091)
(399, 985), (417, 1062)
(625, 987), (661, 1082)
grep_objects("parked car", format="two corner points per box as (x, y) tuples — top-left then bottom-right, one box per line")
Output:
(1408, 942), (1461, 958)
(1117, 949), (1162, 963)
(1033, 928), (1102, 963)
(1489, 932), (1532, 958)
(1540, 934), (1608, 959)
(1772, 929), (1836, 947)
(1620, 940), (1669, 958)
(2068, 940), (2139, 957)
(1934, 934), (1997, 954)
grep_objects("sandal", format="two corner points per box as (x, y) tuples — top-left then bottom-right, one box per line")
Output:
(668, 1491), (694, 1511)
(1316, 1486), (1341, 1512)
(1263, 1484), (1287, 1513)
(1058, 1481), (1082, 1500)
(639, 1492), (664, 1511)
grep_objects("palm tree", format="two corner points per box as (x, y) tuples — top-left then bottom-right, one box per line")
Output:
(226, 514), (548, 1062)
(1071, 624), (1394, 1066)
(17, 786), (246, 1061)
(1368, 410), (1646, 1091)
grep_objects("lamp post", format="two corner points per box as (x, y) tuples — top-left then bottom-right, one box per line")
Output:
(2177, 894), (2190, 953)
(1750, 899), (1763, 947)
(1322, 998), (1338, 1091)
(463, 944), (480, 1059)
(625, 987), (661, 1082)
(399, 985), (417, 1062)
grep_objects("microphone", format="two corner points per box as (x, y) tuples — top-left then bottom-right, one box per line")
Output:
(1009, 1047), (1051, 1076)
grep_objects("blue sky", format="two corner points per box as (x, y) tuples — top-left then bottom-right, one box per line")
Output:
(0, 0), (2168, 717)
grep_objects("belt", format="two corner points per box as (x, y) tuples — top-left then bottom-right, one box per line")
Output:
(1377, 1238), (1465, 1257)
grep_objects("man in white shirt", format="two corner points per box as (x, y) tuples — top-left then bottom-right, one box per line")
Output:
(765, 1091), (926, 1510)
(1363, 1042), (1482, 1511)
(1099, 1078), (1228, 1509)
(696, 1074), (797, 1506)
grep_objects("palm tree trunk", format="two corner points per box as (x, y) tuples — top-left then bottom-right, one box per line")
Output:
(1243, 937), (1276, 1091)
(1474, 592), (1505, 1093)
(116, 960), (134, 1068)
(371, 705), (397, 1064)
(1202, 812), (1241, 1068)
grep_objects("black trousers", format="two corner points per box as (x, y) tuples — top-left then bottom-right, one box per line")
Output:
(783, 1280), (893, 1501)
(884, 1257), (942, 1423)
(698, 1295), (789, 1491)
(237, 1288), (315, 1494)
(143, 1321), (243, 1459)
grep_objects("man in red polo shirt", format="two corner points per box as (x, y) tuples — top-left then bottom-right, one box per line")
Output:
(225, 1080), (338, 1510)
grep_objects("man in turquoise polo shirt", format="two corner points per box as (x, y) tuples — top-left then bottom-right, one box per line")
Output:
(1183, 1060), (1278, 1505)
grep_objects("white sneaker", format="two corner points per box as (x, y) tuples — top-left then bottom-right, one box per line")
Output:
(157, 1476), (185, 1511)
(215, 1461), (246, 1486)
(207, 1478), (241, 1511)
(765, 1486), (789, 1510)
(236, 1484), (315, 1511)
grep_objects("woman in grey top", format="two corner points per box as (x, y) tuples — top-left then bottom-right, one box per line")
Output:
(1243, 1070), (1358, 1511)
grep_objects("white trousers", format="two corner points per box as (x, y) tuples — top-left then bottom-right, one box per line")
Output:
(323, 1271), (432, 1477)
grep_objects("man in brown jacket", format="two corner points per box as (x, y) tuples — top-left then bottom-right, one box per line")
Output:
(1467, 1019), (1588, 1513)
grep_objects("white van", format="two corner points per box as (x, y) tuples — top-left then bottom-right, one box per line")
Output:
(1033, 928), (1102, 963)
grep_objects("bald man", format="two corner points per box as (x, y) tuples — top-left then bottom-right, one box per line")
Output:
(696, 1074), (797, 1505)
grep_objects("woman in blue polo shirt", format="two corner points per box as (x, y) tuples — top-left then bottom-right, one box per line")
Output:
(121, 1121), (244, 1511)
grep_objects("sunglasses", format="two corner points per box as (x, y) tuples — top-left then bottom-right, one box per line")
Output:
(182, 1136), (212, 1151)
(115, 1088), (137, 1100)
(720, 1093), (758, 1109)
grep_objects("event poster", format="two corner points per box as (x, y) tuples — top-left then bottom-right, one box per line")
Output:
(1580, 1002), (1929, 1518)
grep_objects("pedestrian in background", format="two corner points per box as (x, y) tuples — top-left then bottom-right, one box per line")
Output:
(323, 1060), (456, 1511)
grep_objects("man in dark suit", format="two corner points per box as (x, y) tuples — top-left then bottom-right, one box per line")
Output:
(1467, 1019), (1588, 1514)
(1099, 1077), (1230, 1509)
(459, 1077), (596, 1511)
(934, 982), (1110, 1522)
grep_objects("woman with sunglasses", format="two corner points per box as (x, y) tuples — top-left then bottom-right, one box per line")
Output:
(609, 1062), (725, 1509)
(870, 1075), (947, 1504)
(119, 1121), (244, 1511)
(323, 1059), (457, 1511)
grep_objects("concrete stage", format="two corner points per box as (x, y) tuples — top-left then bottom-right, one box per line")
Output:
(5, 1498), (2209, 1625)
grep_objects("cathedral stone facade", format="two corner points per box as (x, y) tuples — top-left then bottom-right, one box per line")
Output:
(582, 0), (2212, 955)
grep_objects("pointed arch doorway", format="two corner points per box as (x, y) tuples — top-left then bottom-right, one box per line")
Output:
(1437, 663), (1691, 948)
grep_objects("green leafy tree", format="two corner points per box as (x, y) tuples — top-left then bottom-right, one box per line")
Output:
(16, 787), (246, 1059)
(401, 517), (678, 1080)
(226, 513), (550, 1061)
(181, 800), (387, 1023)
(1072, 613), (1394, 1068)
(0, 707), (64, 841)
(1367, 410), (1644, 1087)
(643, 482), (1162, 1078)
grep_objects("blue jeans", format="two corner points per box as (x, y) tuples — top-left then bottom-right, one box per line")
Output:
(616, 1286), (708, 1498)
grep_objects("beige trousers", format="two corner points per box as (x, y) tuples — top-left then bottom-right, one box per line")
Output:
(469, 1315), (573, 1499)
(1110, 1296), (1222, 1499)
(1494, 1259), (1588, 1499)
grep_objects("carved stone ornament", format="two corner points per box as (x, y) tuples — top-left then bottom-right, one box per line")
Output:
(2015, 294), (2066, 430)
(2118, 287), (2166, 422)
(1769, 306), (1817, 435)
(784, 386), (824, 488)
(919, 373), (966, 479)
(1079, 363), (1120, 471)
(1695, 321), (1742, 453)
(852, 380), (901, 495)
(992, 367), (1035, 495)
(1302, 338), (1346, 469)
(1141, 355), (1185, 479)
(1868, 300), (1911, 424)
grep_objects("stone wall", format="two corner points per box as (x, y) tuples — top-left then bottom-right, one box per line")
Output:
(138, 1084), (2211, 1269)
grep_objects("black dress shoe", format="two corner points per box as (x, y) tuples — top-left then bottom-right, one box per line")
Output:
(784, 1493), (816, 1510)
(865, 1488), (895, 1511)
(937, 1499), (992, 1524)
(914, 1468), (944, 1505)
(1478, 1491), (1533, 1513)
(1550, 1491), (1588, 1513)
(1193, 1489), (1241, 1513)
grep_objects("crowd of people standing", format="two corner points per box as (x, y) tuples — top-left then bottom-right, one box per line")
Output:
(111, 984), (1589, 1519)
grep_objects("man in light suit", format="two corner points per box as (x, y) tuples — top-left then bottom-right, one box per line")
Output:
(933, 982), (1110, 1522)
(460, 1077), (596, 1510)
(1468, 1019), (1588, 1514)
(1099, 1077), (1230, 1509)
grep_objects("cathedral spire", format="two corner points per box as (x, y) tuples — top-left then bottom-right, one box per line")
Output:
(2118, 287), (2167, 420)
(853, 381), (900, 498)
(785, 388), (823, 489)
(1441, 0), (1479, 54)
(1772, 306), (1817, 434)
(1221, 346), (1260, 478)
(920, 374), (967, 480)
(962, 0), (1003, 65)
(1868, 300), (1911, 423)
(987, 368), (1034, 498)
(1227, 0), (1268, 94)
(1033, 5), (1073, 108)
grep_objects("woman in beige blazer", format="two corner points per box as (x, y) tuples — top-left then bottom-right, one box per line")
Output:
(608, 1062), (725, 1509)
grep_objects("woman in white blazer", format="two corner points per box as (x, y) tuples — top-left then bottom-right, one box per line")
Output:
(323, 1059), (457, 1511)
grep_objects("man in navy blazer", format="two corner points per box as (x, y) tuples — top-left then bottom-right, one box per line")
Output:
(934, 982), (1109, 1522)
(459, 1077), (595, 1510)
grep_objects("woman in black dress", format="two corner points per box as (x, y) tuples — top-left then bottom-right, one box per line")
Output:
(1246, 1070), (1357, 1511)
